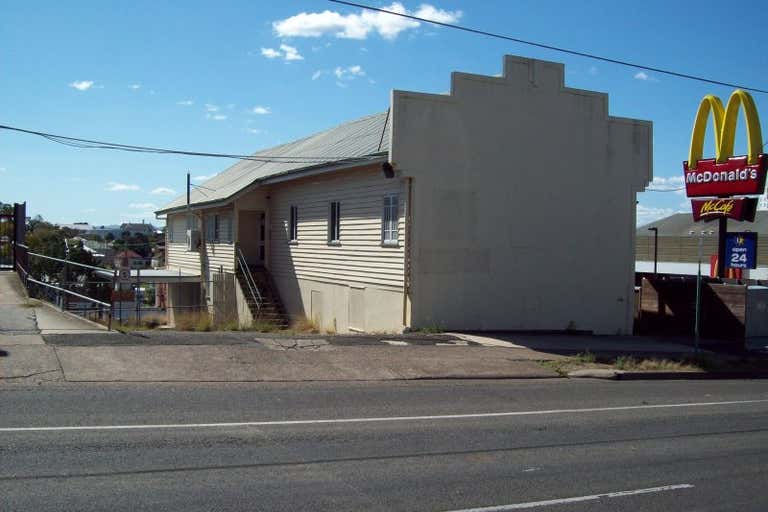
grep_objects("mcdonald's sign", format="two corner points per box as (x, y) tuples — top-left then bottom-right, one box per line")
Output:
(691, 197), (757, 222)
(683, 90), (766, 198)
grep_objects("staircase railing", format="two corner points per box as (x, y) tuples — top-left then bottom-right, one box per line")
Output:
(235, 244), (263, 312)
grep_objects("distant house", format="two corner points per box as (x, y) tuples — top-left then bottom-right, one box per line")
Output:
(114, 250), (151, 270)
(157, 55), (652, 334)
(58, 222), (92, 232)
(120, 222), (156, 237)
(85, 225), (123, 240)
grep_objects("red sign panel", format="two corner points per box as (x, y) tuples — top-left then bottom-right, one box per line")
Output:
(691, 197), (757, 222)
(683, 154), (767, 197)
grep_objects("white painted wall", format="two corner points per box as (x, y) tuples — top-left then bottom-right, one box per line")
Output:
(268, 165), (406, 332)
(165, 213), (201, 274)
(391, 55), (652, 334)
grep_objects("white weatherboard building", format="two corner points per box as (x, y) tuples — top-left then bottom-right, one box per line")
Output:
(156, 55), (652, 334)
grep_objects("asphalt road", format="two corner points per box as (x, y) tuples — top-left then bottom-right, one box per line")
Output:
(2, 379), (767, 511)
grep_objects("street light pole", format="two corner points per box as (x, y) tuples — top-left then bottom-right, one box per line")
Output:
(647, 227), (658, 275)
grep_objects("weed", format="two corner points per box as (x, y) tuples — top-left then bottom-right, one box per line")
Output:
(289, 317), (320, 334)
(412, 324), (443, 334)
(575, 350), (596, 364)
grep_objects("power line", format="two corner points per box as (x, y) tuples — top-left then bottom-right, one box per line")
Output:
(328, 0), (768, 95)
(644, 188), (685, 192)
(0, 124), (385, 165)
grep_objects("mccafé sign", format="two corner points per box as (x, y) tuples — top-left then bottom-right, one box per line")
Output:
(691, 197), (757, 222)
(683, 89), (766, 214)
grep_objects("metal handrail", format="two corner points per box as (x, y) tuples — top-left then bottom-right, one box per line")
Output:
(18, 244), (110, 273)
(235, 244), (262, 311)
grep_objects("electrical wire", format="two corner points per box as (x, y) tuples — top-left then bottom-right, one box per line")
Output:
(328, 0), (768, 95)
(644, 188), (685, 192)
(0, 124), (386, 165)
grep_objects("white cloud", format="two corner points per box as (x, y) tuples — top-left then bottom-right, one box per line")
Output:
(205, 103), (219, 112)
(273, 2), (461, 40)
(247, 128), (265, 135)
(637, 204), (675, 226)
(129, 84), (142, 90)
(151, 187), (176, 196)
(335, 65), (365, 81)
(261, 47), (282, 59)
(69, 80), (95, 91)
(250, 106), (271, 115)
(336, 81), (348, 88)
(634, 71), (658, 82)
(192, 174), (216, 182)
(206, 113), (228, 121)
(280, 43), (304, 61)
(106, 182), (140, 192)
(129, 202), (158, 210)
(312, 70), (325, 80)
(413, 4), (461, 23)
(121, 211), (157, 220)
(261, 44), (304, 61)
(645, 175), (685, 194)
(176, 100), (194, 106)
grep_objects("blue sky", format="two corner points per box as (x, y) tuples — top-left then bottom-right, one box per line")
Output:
(2, 0), (766, 227)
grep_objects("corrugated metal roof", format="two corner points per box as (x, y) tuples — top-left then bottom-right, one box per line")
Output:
(157, 111), (390, 213)
(638, 211), (768, 236)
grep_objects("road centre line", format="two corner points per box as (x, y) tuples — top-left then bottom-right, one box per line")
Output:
(440, 484), (695, 511)
(1, 399), (766, 433)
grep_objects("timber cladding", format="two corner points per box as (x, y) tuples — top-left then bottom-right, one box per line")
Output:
(638, 276), (746, 341)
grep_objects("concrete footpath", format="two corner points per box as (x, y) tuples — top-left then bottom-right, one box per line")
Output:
(2, 326), (718, 385)
(3, 272), (760, 385)
(0, 272), (111, 382)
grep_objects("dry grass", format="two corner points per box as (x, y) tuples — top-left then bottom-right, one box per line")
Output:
(114, 318), (162, 332)
(173, 311), (213, 332)
(287, 317), (320, 334)
(542, 352), (768, 376)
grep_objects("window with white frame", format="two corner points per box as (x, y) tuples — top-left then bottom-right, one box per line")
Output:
(205, 212), (233, 243)
(168, 214), (194, 243)
(289, 206), (298, 242)
(328, 201), (341, 243)
(381, 194), (399, 245)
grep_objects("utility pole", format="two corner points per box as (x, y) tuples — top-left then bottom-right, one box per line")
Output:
(186, 172), (191, 231)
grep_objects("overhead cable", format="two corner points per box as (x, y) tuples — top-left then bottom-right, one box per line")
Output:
(329, 0), (768, 95)
(0, 124), (384, 165)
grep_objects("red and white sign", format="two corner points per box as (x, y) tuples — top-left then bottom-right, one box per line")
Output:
(691, 197), (757, 222)
(683, 154), (767, 197)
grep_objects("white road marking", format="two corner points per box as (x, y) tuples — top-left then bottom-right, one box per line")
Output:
(381, 340), (409, 346)
(441, 484), (694, 511)
(0, 399), (765, 433)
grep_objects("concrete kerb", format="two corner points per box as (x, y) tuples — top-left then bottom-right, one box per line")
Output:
(567, 369), (768, 380)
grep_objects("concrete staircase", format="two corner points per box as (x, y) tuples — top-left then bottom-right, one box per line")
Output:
(235, 266), (289, 328)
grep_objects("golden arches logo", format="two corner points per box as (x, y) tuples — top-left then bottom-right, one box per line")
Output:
(688, 89), (763, 169)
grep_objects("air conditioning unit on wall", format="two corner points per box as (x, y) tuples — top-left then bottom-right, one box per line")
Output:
(186, 229), (200, 251)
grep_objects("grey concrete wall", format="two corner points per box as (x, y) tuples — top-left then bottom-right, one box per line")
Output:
(390, 55), (652, 334)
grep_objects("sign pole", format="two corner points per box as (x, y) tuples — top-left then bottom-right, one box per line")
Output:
(717, 217), (727, 278)
(694, 234), (702, 354)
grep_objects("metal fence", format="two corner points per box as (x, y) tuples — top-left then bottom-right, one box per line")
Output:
(14, 243), (238, 330)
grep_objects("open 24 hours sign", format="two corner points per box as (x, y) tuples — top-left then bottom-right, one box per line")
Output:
(725, 232), (758, 269)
